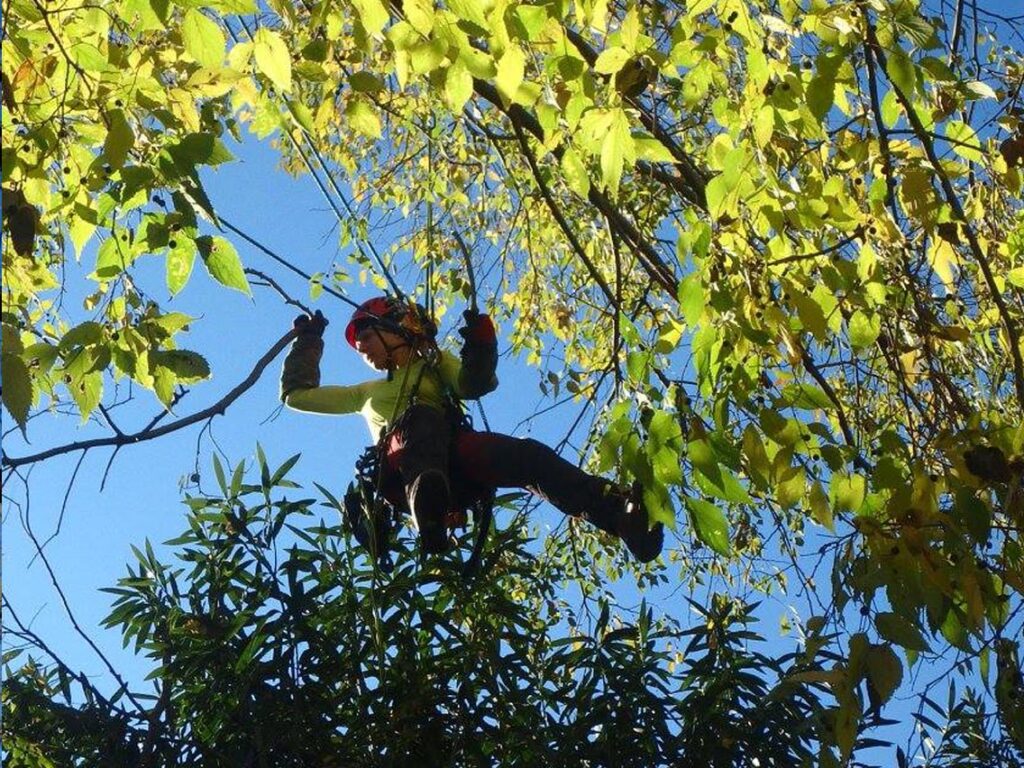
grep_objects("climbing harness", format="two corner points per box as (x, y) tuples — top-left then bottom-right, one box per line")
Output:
(339, 305), (496, 577)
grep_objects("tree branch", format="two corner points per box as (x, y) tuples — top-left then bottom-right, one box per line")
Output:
(2, 330), (297, 470)
(866, 21), (1024, 411)
(472, 79), (679, 296)
(510, 122), (617, 306)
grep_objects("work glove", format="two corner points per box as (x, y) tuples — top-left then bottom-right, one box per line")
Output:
(458, 309), (496, 344)
(457, 309), (498, 399)
(294, 309), (328, 338)
(280, 311), (328, 399)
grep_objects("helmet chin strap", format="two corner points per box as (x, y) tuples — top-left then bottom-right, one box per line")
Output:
(372, 326), (411, 379)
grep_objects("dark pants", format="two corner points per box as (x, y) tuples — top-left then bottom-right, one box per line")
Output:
(384, 405), (625, 534)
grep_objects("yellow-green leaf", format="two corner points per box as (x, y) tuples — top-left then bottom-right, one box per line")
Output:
(403, 0), (434, 35)
(753, 105), (774, 147)
(514, 5), (548, 40)
(687, 497), (730, 556)
(448, 0), (488, 30)
(166, 238), (196, 296)
(253, 28), (292, 93)
(776, 462), (806, 509)
(600, 108), (632, 198)
(352, 0), (390, 36)
(560, 146), (591, 198)
(594, 46), (631, 75)
(848, 310), (880, 349)
(445, 58), (473, 113)
(103, 109), (135, 170)
(634, 137), (675, 163)
(496, 45), (526, 103)
(809, 480), (833, 531)
(182, 9), (226, 69)
(2, 353), (32, 430)
(832, 472), (866, 513)
(885, 47), (916, 97)
(69, 370), (103, 422)
(197, 235), (250, 295)
(946, 120), (983, 163)
(345, 97), (382, 139)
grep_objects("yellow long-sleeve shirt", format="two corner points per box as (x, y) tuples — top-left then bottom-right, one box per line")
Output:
(285, 351), (487, 440)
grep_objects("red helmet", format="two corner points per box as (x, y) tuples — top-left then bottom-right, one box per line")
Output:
(344, 296), (436, 347)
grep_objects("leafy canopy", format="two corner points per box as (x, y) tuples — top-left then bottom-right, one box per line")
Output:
(3, 0), (1024, 764)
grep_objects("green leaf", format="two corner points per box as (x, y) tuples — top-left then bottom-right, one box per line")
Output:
(945, 120), (983, 163)
(95, 235), (136, 279)
(104, 109), (135, 170)
(151, 350), (211, 382)
(742, 426), (770, 490)
(686, 497), (730, 556)
(345, 97), (382, 139)
(1008, 267), (1024, 288)
(59, 321), (104, 352)
(807, 71), (835, 120)
(448, 0), (488, 30)
(182, 9), (225, 68)
(876, 612), (931, 653)
(594, 46), (630, 75)
(352, 0), (390, 36)
(808, 480), (833, 531)
(775, 461), (806, 509)
(166, 238), (196, 296)
(677, 273), (704, 326)
(168, 133), (235, 169)
(69, 371), (103, 421)
(790, 286), (828, 341)
(560, 147), (591, 198)
(848, 310), (880, 349)
(253, 28), (292, 93)
(403, 0), (434, 34)
(2, 353), (32, 430)
(885, 48), (916, 97)
(349, 71), (384, 93)
(831, 472), (866, 513)
(866, 644), (903, 707)
(496, 45), (526, 103)
(444, 58), (474, 113)
(600, 108), (632, 198)
(197, 236), (250, 295)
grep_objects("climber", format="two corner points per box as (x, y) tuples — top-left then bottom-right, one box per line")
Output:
(279, 296), (663, 563)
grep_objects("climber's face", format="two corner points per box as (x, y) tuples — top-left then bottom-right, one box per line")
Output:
(354, 325), (410, 370)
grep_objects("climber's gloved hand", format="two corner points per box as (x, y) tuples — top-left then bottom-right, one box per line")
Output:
(282, 311), (327, 400)
(293, 309), (328, 338)
(458, 309), (495, 345)
(457, 309), (498, 399)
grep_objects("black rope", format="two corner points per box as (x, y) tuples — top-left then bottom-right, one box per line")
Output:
(450, 229), (478, 312)
(220, 217), (362, 309)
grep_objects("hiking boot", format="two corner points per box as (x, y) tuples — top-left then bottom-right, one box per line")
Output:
(411, 470), (451, 555)
(619, 483), (663, 563)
